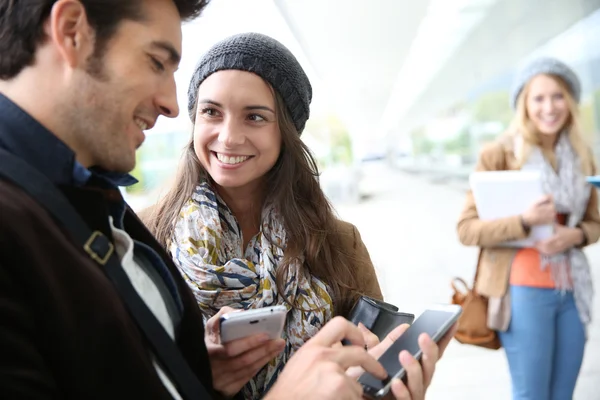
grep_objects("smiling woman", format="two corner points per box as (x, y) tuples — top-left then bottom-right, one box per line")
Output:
(140, 32), (384, 399)
(192, 70), (282, 200)
(457, 57), (600, 400)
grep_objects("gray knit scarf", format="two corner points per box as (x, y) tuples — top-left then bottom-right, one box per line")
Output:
(517, 132), (594, 332)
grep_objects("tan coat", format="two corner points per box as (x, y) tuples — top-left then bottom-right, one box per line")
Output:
(457, 138), (600, 329)
(137, 206), (383, 317)
(334, 219), (384, 302)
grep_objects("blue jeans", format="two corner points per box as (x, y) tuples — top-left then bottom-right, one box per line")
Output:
(498, 285), (586, 400)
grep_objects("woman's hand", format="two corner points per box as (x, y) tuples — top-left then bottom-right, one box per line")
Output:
(522, 195), (555, 226)
(535, 224), (584, 255)
(205, 307), (285, 397)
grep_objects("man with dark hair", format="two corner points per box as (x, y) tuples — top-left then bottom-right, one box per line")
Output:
(0, 1), (452, 399)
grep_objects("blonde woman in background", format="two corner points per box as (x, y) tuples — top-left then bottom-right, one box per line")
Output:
(457, 57), (600, 400)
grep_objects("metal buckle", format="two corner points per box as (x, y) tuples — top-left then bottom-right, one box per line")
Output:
(83, 231), (114, 266)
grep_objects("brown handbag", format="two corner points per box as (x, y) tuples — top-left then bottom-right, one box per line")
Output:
(451, 252), (501, 350)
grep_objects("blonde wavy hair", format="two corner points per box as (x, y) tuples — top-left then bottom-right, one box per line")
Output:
(507, 73), (594, 175)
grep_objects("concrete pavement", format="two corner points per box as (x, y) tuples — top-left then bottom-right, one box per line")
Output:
(335, 166), (600, 400)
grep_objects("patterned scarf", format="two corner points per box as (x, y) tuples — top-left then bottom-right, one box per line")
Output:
(517, 132), (594, 331)
(170, 181), (334, 399)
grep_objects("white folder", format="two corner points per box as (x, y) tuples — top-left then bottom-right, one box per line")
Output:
(469, 170), (553, 248)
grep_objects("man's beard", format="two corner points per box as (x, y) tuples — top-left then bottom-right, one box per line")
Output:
(84, 44), (111, 82)
(66, 62), (133, 173)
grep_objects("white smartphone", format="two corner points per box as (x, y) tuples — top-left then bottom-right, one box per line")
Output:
(358, 304), (462, 399)
(219, 305), (288, 343)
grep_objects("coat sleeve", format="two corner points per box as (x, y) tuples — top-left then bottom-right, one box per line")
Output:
(336, 220), (383, 301)
(351, 225), (383, 300)
(578, 161), (600, 247)
(0, 259), (59, 399)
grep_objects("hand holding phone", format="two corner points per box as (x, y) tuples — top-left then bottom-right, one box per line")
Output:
(263, 317), (388, 400)
(219, 305), (287, 343)
(357, 304), (462, 399)
(206, 306), (286, 397)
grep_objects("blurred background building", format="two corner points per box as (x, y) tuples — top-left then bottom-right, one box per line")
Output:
(125, 0), (600, 210)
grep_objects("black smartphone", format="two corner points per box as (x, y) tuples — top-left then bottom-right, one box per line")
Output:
(357, 304), (462, 399)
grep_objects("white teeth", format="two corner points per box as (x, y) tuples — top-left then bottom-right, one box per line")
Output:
(216, 153), (250, 165)
(134, 118), (148, 131)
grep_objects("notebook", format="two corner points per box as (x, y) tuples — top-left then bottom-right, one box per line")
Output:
(469, 170), (553, 248)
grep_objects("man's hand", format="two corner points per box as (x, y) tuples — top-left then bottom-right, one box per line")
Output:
(264, 317), (388, 400)
(335, 323), (380, 350)
(205, 307), (285, 397)
(383, 323), (456, 400)
(345, 324), (411, 380)
(348, 322), (457, 400)
(359, 323), (381, 350)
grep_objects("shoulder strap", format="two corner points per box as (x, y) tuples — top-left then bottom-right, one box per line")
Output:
(0, 148), (213, 400)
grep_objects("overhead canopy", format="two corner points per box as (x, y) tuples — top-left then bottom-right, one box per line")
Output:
(274, 0), (600, 154)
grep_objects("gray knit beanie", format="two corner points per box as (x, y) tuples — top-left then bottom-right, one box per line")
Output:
(510, 57), (581, 110)
(187, 32), (312, 134)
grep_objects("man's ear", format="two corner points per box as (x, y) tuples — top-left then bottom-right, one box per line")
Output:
(44, 0), (95, 69)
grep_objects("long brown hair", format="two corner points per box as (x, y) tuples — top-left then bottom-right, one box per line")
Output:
(508, 73), (594, 174)
(144, 90), (364, 316)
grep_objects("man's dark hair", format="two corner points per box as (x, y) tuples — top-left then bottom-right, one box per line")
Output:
(0, 0), (209, 80)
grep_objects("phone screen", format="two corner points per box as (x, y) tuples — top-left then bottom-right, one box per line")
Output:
(358, 309), (458, 395)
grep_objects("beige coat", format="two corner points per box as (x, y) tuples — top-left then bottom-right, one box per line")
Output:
(457, 137), (600, 329)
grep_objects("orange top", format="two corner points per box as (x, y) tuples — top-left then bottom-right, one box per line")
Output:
(509, 248), (555, 288)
